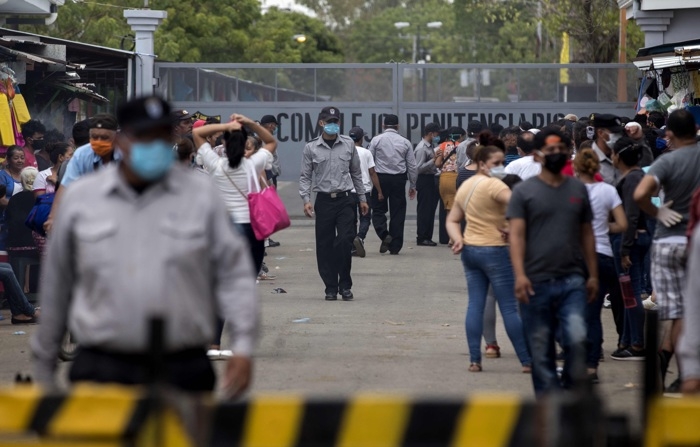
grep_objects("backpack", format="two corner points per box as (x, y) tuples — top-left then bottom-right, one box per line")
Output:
(25, 193), (54, 236)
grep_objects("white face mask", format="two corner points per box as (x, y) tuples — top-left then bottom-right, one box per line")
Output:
(489, 165), (506, 179)
(606, 132), (623, 147)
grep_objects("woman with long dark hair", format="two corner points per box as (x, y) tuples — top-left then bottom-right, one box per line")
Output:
(610, 137), (651, 361)
(193, 114), (277, 358)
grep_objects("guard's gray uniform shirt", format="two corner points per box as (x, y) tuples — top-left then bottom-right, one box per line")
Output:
(32, 165), (259, 385)
(299, 135), (365, 204)
(414, 139), (438, 176)
(368, 129), (418, 188)
(592, 142), (619, 185)
(456, 138), (474, 169)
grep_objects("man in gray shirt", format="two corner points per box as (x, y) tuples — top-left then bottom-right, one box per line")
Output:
(299, 106), (368, 301)
(414, 122), (441, 246)
(634, 109), (700, 391)
(590, 113), (623, 185)
(507, 127), (598, 395)
(32, 96), (258, 397)
(368, 114), (417, 255)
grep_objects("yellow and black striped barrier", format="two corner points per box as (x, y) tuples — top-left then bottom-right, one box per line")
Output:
(0, 385), (615, 446)
(645, 396), (700, 447)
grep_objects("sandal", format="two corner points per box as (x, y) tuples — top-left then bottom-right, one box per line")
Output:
(468, 363), (482, 372)
(485, 344), (501, 358)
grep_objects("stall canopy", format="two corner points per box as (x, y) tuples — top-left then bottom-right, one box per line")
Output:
(634, 38), (700, 71)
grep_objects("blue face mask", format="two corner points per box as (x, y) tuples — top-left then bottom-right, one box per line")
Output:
(324, 123), (340, 136)
(433, 136), (441, 145)
(129, 139), (175, 182)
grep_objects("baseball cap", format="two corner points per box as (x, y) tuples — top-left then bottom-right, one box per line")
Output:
(349, 127), (365, 141)
(319, 106), (340, 122)
(117, 96), (174, 132)
(260, 115), (279, 125)
(89, 114), (118, 131)
(172, 109), (194, 121)
(467, 120), (484, 136)
(590, 113), (624, 133)
(384, 114), (399, 126)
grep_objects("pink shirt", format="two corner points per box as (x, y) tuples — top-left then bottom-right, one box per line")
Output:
(23, 147), (37, 169)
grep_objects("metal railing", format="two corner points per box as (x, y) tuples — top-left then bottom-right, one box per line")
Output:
(155, 62), (638, 105)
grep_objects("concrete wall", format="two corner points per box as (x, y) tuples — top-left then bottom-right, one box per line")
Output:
(663, 9), (700, 44)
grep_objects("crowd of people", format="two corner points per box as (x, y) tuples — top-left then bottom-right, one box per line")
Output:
(315, 107), (700, 395)
(0, 94), (697, 398)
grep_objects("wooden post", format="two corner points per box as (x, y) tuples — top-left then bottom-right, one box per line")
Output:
(618, 7), (628, 103)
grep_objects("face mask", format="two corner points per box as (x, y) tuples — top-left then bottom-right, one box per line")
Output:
(91, 139), (113, 157)
(433, 135), (441, 145)
(129, 139), (175, 182)
(323, 123), (340, 135)
(32, 139), (45, 151)
(489, 166), (506, 179)
(606, 132), (622, 147)
(541, 152), (569, 174)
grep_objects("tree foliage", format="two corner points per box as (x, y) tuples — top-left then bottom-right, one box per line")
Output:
(540, 0), (643, 63)
(19, 0), (342, 63)
(19, 0), (644, 65)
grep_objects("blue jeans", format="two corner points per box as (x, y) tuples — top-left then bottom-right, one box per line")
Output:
(461, 246), (530, 366)
(520, 274), (587, 394)
(0, 262), (35, 316)
(612, 232), (651, 348)
(354, 192), (372, 240)
(586, 253), (618, 368)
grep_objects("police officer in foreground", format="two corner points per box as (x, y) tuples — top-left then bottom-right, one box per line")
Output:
(32, 96), (258, 397)
(299, 106), (368, 301)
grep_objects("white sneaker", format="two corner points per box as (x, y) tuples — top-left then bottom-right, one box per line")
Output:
(603, 294), (611, 309)
(219, 350), (233, 358)
(643, 298), (658, 311)
(207, 349), (221, 360)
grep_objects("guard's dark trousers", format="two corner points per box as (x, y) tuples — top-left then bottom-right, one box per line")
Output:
(416, 173), (439, 242)
(315, 192), (356, 295)
(372, 173), (407, 253)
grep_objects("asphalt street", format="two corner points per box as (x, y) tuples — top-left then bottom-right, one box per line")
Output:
(0, 180), (664, 435)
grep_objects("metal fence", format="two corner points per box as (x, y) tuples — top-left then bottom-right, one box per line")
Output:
(155, 62), (639, 180)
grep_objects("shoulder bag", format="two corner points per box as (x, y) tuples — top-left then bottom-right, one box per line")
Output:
(223, 161), (290, 241)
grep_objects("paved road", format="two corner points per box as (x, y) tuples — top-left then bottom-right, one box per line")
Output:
(0, 181), (665, 435)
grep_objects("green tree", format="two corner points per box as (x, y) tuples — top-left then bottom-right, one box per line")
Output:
(244, 8), (343, 63)
(19, 0), (341, 63)
(540, 0), (643, 63)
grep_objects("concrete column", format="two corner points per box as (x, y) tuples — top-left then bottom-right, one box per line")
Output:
(123, 9), (167, 98)
(634, 10), (674, 47)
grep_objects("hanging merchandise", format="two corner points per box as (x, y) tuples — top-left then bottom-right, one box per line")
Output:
(0, 64), (31, 147)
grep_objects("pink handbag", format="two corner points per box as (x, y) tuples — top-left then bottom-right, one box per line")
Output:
(225, 161), (290, 241)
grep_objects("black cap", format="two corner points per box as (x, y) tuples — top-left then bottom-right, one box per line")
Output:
(117, 96), (174, 132)
(467, 120), (484, 136)
(319, 106), (340, 122)
(89, 114), (118, 131)
(424, 122), (441, 134)
(384, 114), (399, 126)
(172, 109), (194, 121)
(349, 127), (365, 141)
(590, 113), (624, 133)
(260, 115), (278, 125)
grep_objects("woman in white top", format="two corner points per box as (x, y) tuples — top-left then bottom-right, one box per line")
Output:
(193, 114), (277, 272)
(33, 142), (74, 197)
(573, 148), (627, 381)
(194, 115), (277, 358)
